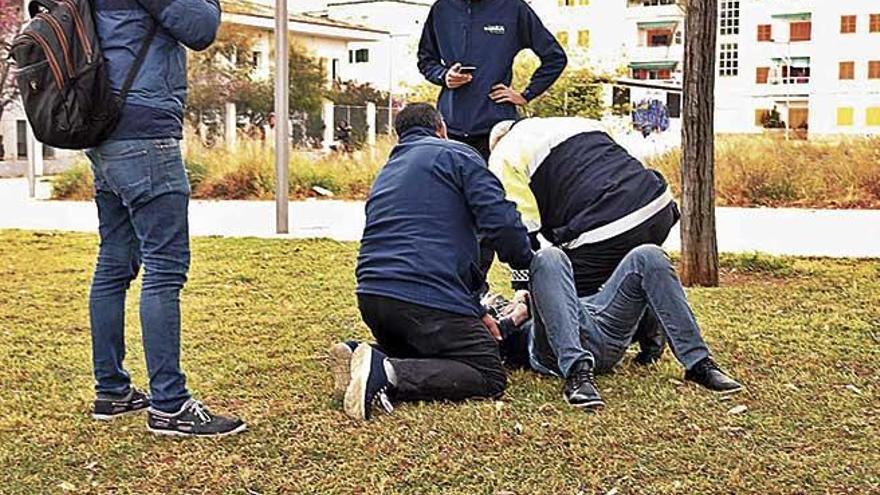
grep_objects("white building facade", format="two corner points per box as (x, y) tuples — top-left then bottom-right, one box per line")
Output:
(535, 0), (880, 137)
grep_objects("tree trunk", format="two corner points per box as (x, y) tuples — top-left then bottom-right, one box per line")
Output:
(680, 0), (719, 287)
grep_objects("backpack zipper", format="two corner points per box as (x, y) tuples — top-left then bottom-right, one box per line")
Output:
(59, 0), (92, 61)
(14, 32), (64, 89)
(36, 14), (75, 78)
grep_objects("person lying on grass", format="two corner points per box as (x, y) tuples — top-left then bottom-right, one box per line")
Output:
(329, 102), (534, 421)
(488, 245), (744, 411)
(487, 116), (682, 368)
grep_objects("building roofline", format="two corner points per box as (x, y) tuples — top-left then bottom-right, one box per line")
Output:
(614, 77), (682, 92)
(326, 0), (432, 7)
(223, 1), (389, 34)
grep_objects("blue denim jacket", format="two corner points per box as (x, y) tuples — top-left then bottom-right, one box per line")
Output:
(94, 0), (221, 140)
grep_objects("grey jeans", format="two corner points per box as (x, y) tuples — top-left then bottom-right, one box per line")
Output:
(528, 245), (711, 377)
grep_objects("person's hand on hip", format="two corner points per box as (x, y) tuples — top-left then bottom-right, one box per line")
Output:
(490, 84), (527, 106)
(445, 63), (473, 89)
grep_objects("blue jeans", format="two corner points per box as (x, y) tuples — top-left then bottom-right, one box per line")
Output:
(86, 138), (191, 412)
(529, 245), (710, 377)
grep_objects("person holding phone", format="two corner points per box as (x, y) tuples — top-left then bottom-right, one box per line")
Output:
(417, 0), (567, 161)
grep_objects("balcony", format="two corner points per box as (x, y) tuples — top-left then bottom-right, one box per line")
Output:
(630, 44), (683, 64)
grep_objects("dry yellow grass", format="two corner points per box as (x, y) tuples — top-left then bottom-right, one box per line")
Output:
(648, 135), (880, 209)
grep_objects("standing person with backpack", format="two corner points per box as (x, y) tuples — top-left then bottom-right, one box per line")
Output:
(87, 0), (245, 437)
(10, 0), (245, 436)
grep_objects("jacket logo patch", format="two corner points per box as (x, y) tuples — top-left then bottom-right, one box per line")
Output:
(484, 24), (506, 35)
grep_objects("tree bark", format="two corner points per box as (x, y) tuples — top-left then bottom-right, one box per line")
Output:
(680, 0), (719, 287)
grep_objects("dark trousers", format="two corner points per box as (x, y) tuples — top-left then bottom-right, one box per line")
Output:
(564, 202), (680, 356)
(357, 294), (507, 402)
(449, 133), (491, 162)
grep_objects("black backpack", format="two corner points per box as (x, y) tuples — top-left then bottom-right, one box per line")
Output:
(10, 0), (156, 150)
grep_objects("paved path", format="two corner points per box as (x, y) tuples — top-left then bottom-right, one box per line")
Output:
(2, 178), (879, 257)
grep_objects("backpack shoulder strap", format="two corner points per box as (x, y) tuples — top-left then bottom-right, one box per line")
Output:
(118, 23), (159, 104)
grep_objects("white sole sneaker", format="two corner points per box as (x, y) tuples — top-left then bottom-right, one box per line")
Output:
(147, 422), (248, 438)
(92, 407), (149, 421)
(563, 392), (605, 411)
(343, 345), (372, 420)
(329, 343), (354, 402)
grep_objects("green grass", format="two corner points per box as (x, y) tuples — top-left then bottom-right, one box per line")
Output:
(0, 230), (878, 494)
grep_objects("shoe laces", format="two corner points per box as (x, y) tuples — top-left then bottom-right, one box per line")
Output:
(570, 367), (597, 389)
(375, 387), (394, 415)
(696, 358), (720, 375)
(189, 400), (213, 423)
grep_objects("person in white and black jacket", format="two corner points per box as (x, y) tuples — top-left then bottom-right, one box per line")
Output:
(487, 117), (681, 367)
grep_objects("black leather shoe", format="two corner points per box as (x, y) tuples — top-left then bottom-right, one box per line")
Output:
(685, 358), (743, 394)
(563, 361), (604, 411)
(634, 350), (663, 366)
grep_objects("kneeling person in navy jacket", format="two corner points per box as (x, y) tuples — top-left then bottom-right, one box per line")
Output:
(331, 103), (534, 421)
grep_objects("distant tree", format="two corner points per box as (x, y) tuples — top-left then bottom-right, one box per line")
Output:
(288, 40), (324, 115)
(187, 26), (325, 125)
(327, 80), (388, 107)
(513, 51), (606, 119)
(0, 0), (20, 125)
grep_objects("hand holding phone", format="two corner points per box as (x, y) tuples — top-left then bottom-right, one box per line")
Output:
(445, 63), (474, 89)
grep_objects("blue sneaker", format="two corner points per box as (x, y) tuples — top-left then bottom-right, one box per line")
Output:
(329, 340), (360, 402)
(344, 344), (394, 420)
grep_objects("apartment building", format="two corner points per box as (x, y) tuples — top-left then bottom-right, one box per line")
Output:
(538, 0), (880, 137)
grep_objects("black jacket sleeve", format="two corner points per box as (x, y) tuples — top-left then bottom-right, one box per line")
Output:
(457, 150), (534, 270)
(517, 2), (567, 101)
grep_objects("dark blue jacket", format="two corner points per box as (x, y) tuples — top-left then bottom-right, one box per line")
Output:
(356, 127), (534, 318)
(94, 0), (221, 140)
(417, 0), (567, 137)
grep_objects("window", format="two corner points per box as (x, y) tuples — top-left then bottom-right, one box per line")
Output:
(839, 62), (855, 80)
(556, 31), (569, 47)
(674, 30), (683, 44)
(782, 65), (811, 84)
(718, 43), (738, 77)
(837, 107), (854, 126)
(756, 67), (769, 84)
(252, 51), (262, 68)
(871, 14), (880, 33)
(647, 29), (673, 46)
(631, 0), (676, 6)
(867, 107), (880, 126)
(632, 68), (673, 80)
(755, 109), (770, 127)
(870, 61), (880, 79)
(558, 0), (586, 6)
(790, 21), (811, 41)
(757, 24), (772, 41)
(840, 15), (857, 34)
(578, 0), (589, 5)
(577, 30), (591, 48)
(353, 49), (369, 63)
(719, 1), (740, 36)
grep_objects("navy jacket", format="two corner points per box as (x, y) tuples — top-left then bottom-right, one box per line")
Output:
(356, 127), (534, 318)
(94, 0), (221, 140)
(417, 0), (567, 137)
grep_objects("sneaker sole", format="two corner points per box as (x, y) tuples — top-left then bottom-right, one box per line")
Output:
(343, 345), (372, 420)
(329, 342), (354, 402)
(147, 422), (248, 438)
(92, 407), (149, 421)
(563, 392), (605, 411)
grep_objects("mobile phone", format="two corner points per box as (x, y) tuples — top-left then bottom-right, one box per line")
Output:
(458, 66), (477, 74)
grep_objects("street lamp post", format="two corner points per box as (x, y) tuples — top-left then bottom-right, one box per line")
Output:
(274, 0), (290, 233)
